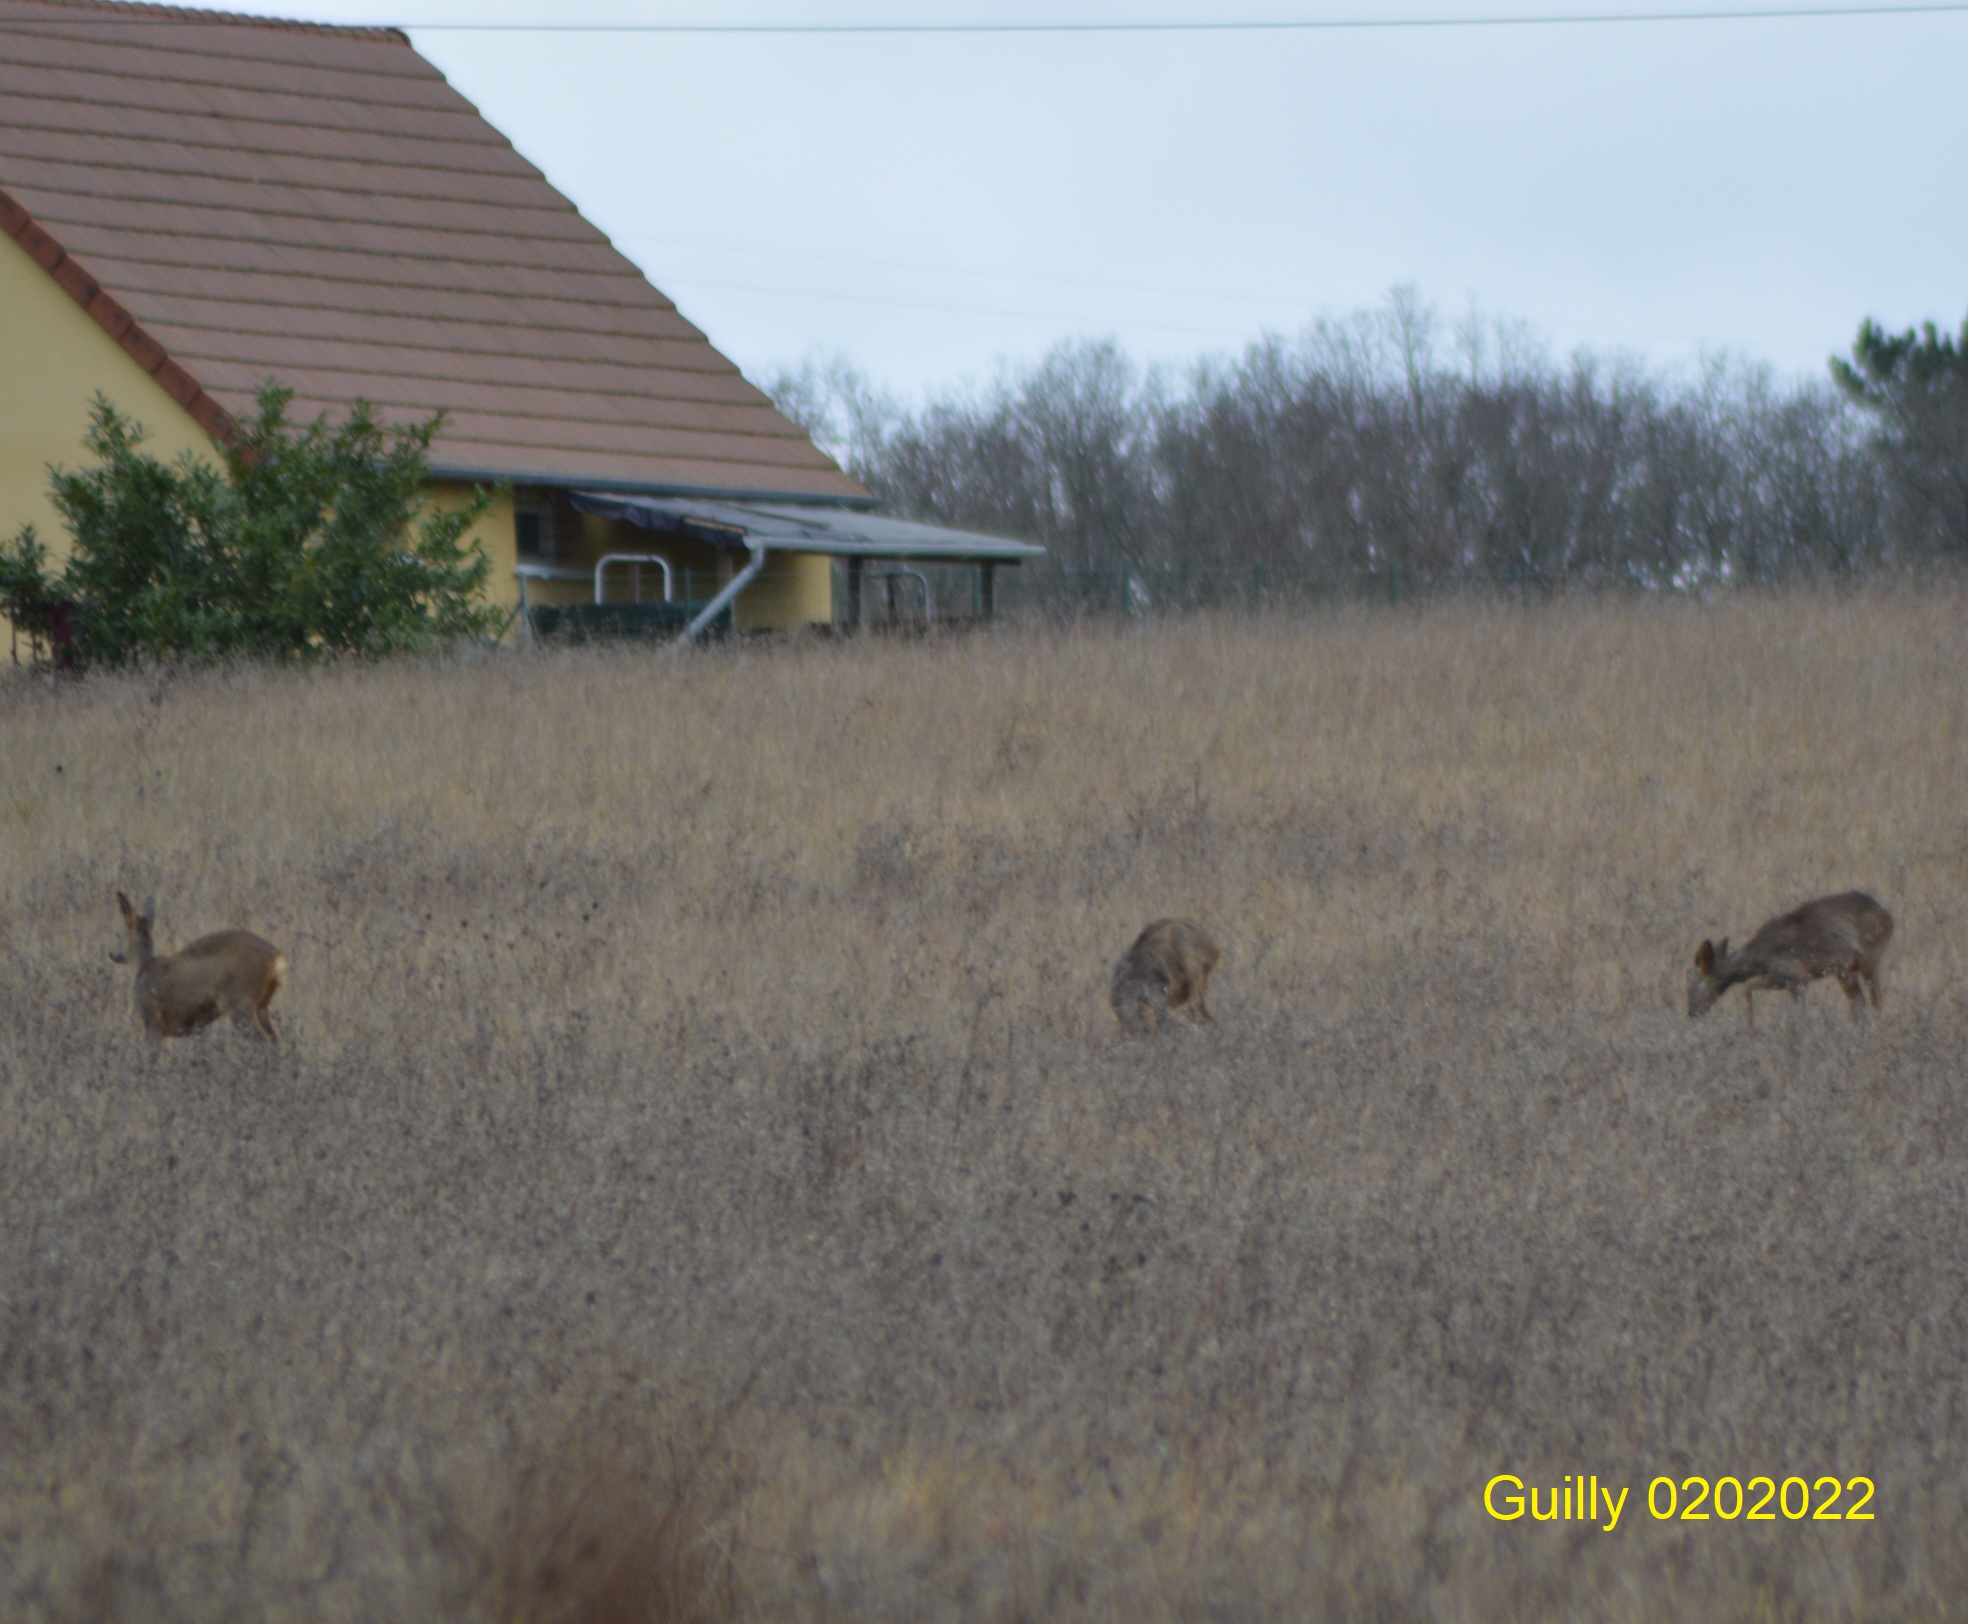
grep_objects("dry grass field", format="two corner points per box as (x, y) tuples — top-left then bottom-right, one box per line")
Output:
(3, 590), (1967, 1622)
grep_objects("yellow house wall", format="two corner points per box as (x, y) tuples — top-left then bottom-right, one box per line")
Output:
(735, 548), (832, 630)
(427, 480), (519, 628)
(1, 228), (216, 647)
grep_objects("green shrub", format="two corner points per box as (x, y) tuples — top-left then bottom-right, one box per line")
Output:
(0, 384), (503, 667)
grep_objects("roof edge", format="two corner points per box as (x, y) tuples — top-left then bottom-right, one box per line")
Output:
(571, 490), (1046, 563)
(0, 0), (408, 43)
(0, 183), (235, 445)
(429, 464), (878, 509)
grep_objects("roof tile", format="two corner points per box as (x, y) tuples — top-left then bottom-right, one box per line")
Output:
(0, 128), (559, 203)
(28, 193), (634, 273)
(69, 257), (694, 332)
(0, 0), (858, 499)
(0, 158), (594, 238)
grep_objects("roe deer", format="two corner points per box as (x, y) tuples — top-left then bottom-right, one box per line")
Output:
(1111, 918), (1221, 1035)
(112, 892), (288, 1042)
(1687, 891), (1893, 1027)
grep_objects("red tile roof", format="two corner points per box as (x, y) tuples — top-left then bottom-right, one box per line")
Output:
(0, 0), (867, 500)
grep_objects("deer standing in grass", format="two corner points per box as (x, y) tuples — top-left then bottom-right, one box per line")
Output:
(112, 892), (288, 1043)
(1687, 891), (1893, 1028)
(1111, 918), (1221, 1035)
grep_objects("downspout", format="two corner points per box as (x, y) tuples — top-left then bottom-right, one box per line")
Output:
(677, 538), (767, 644)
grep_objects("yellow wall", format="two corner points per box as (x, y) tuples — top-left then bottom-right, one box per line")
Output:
(427, 480), (520, 632)
(1, 228), (215, 647)
(735, 548), (832, 631)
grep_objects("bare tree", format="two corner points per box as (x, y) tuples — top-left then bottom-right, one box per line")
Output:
(763, 293), (1900, 613)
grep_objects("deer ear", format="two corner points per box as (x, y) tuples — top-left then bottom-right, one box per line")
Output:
(1695, 939), (1714, 972)
(140, 895), (157, 924)
(117, 891), (134, 921)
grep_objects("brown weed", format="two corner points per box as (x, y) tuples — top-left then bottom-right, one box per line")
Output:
(3, 590), (1966, 1620)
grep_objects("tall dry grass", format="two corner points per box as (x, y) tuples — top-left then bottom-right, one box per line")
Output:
(3, 589), (1967, 1621)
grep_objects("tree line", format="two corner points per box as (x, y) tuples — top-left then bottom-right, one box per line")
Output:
(7, 296), (1960, 670)
(767, 291), (1968, 612)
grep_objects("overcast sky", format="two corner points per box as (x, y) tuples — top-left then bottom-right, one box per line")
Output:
(183, 0), (1968, 399)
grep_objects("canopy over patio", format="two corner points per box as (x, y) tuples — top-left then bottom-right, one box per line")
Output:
(568, 491), (1044, 629)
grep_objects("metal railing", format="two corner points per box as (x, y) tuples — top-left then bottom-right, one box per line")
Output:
(593, 553), (675, 604)
(867, 566), (934, 623)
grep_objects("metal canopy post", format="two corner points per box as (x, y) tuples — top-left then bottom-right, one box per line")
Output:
(845, 556), (864, 632)
(980, 562), (997, 620)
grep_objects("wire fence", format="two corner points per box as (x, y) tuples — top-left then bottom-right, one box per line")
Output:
(801, 557), (1682, 636)
(830, 554), (1963, 633)
(990, 559), (1615, 619)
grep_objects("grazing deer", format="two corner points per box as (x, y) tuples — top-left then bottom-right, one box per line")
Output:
(1687, 891), (1893, 1027)
(112, 892), (288, 1043)
(1111, 918), (1221, 1035)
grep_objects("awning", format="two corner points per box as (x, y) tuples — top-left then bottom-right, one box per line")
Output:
(570, 492), (1044, 564)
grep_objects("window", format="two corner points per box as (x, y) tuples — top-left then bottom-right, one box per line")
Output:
(515, 501), (557, 560)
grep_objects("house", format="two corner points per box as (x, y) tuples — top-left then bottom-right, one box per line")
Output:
(0, 0), (1039, 648)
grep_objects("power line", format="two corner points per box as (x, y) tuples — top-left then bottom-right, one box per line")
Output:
(395, 3), (1968, 29)
(10, 3), (1968, 29)
(623, 233), (1321, 312)
(663, 271), (1842, 363)
(667, 275), (1270, 340)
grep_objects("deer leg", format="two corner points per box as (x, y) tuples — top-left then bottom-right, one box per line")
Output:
(1195, 966), (1216, 1024)
(254, 1003), (280, 1042)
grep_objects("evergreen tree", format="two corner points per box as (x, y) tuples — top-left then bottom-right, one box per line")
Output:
(1832, 317), (1968, 557)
